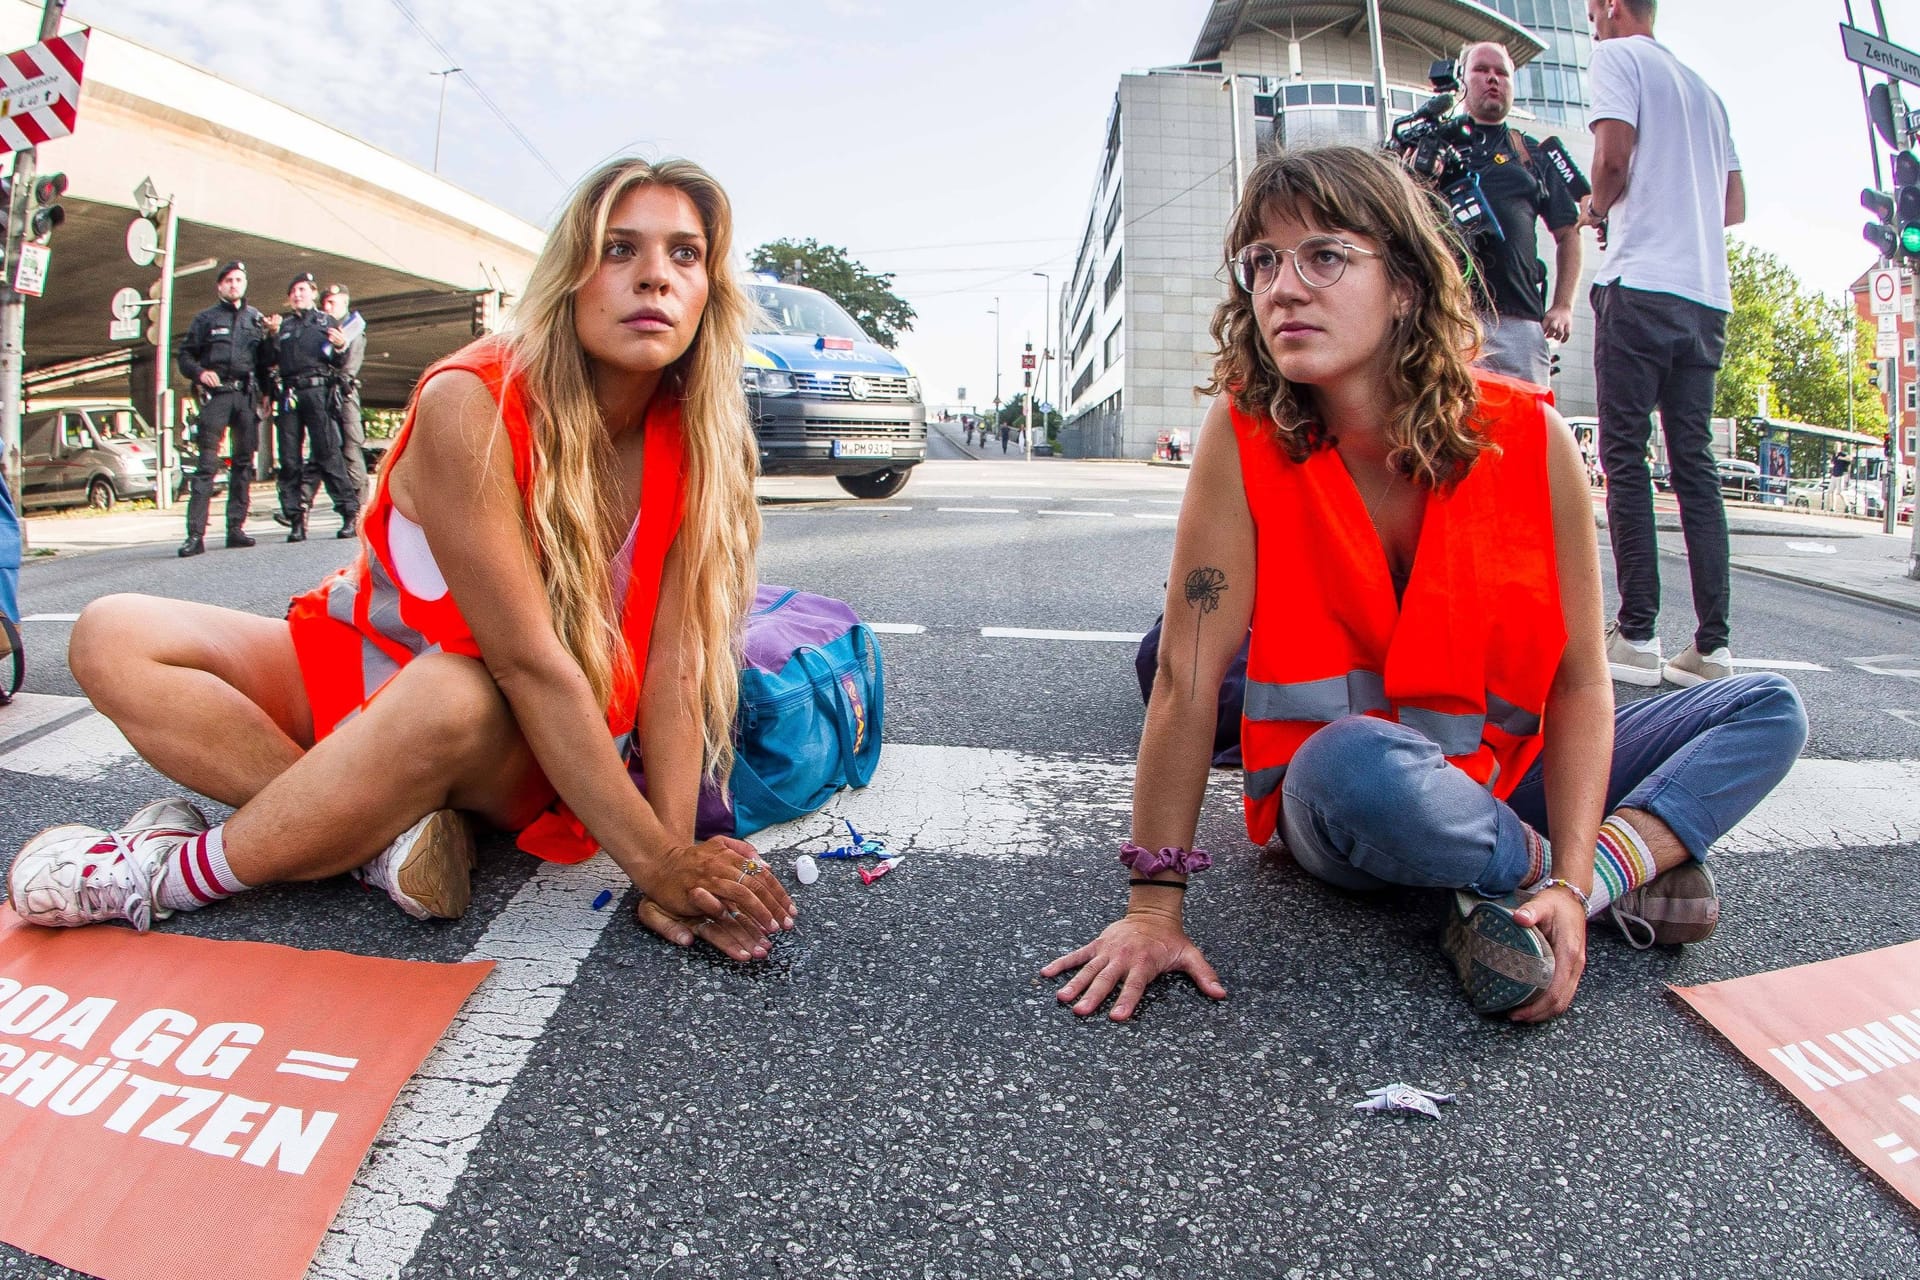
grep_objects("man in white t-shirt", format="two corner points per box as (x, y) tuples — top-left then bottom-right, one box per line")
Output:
(1579, 0), (1745, 689)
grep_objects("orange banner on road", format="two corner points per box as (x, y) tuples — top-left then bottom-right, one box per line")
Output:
(1675, 939), (1920, 1213)
(0, 905), (490, 1280)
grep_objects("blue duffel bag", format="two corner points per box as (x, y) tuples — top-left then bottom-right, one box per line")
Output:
(632, 585), (885, 839)
(727, 585), (884, 836)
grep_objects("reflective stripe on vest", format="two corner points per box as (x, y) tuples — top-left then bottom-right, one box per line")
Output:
(1244, 676), (1542, 768)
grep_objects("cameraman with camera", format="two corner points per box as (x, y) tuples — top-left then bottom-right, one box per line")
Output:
(1456, 42), (1583, 385)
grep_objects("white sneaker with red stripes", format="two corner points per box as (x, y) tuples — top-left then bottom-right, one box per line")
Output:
(8, 825), (190, 932)
(118, 797), (210, 837)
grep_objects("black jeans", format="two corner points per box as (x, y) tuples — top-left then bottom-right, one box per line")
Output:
(298, 385), (367, 511)
(185, 388), (257, 538)
(1592, 283), (1731, 654)
(276, 383), (356, 523)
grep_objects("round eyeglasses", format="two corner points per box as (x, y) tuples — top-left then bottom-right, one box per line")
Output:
(1230, 235), (1380, 294)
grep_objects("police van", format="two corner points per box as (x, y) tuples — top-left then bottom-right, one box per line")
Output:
(743, 279), (926, 499)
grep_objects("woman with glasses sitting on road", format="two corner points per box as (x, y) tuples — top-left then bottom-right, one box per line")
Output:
(1045, 147), (1805, 1022)
(12, 157), (794, 963)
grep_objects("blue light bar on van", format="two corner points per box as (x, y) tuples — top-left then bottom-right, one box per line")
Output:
(818, 336), (853, 351)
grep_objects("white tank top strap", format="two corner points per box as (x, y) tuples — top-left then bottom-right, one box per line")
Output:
(385, 508), (643, 604)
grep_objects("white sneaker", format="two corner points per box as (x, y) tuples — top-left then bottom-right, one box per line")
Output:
(1604, 623), (1664, 687)
(119, 797), (210, 836)
(1664, 645), (1733, 687)
(8, 825), (189, 932)
(350, 810), (475, 921)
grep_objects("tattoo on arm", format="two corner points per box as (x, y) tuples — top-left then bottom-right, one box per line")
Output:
(1182, 567), (1228, 698)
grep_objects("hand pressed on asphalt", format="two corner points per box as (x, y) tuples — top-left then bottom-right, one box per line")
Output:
(634, 895), (776, 963)
(640, 834), (796, 945)
(1041, 908), (1227, 1022)
(1508, 885), (1588, 1024)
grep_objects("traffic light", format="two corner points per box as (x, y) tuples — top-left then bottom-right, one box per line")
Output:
(27, 172), (64, 241)
(144, 276), (164, 345)
(471, 289), (496, 336)
(1865, 187), (1901, 259)
(1895, 150), (1920, 261)
(1870, 361), (1883, 390)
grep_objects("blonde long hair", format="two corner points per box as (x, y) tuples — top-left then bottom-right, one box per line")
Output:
(506, 157), (759, 781)
(1203, 146), (1487, 489)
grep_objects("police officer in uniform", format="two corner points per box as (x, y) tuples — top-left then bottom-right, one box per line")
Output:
(174, 261), (273, 557)
(271, 272), (357, 541)
(317, 283), (367, 508)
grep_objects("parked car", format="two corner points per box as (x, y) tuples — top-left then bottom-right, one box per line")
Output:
(1715, 457), (1762, 500)
(20, 403), (224, 512)
(1649, 460), (1672, 491)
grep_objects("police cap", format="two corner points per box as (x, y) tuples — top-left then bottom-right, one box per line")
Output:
(287, 271), (317, 294)
(321, 283), (349, 301)
(216, 260), (246, 283)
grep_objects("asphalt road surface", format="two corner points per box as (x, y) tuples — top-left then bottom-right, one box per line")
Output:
(4, 437), (1920, 1278)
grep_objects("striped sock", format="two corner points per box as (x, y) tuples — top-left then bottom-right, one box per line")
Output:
(155, 825), (250, 912)
(1590, 815), (1658, 914)
(1516, 823), (1552, 892)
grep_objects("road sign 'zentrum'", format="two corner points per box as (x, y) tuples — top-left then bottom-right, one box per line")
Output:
(1872, 268), (1900, 315)
(0, 28), (87, 156)
(1842, 24), (1920, 91)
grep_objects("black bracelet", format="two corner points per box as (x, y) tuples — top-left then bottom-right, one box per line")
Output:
(1129, 878), (1186, 890)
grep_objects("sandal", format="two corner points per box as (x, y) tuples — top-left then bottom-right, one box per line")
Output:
(1441, 891), (1555, 1014)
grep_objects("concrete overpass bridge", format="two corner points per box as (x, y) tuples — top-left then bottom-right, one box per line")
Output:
(0, 1), (544, 423)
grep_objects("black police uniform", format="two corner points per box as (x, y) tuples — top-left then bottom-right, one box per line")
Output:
(176, 291), (273, 548)
(1461, 125), (1580, 324)
(271, 291), (357, 540)
(297, 316), (367, 512)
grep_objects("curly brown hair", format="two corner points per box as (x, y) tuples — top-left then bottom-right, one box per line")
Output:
(1202, 146), (1488, 489)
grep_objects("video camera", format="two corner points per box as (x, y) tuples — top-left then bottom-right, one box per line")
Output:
(1386, 59), (1500, 243)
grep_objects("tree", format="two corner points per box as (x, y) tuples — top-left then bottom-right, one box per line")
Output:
(748, 239), (916, 348)
(1719, 238), (1875, 436)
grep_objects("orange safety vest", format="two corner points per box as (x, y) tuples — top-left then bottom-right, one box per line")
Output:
(286, 337), (688, 864)
(1233, 371), (1565, 846)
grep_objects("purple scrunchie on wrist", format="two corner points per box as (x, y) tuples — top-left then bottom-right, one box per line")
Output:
(1118, 841), (1213, 876)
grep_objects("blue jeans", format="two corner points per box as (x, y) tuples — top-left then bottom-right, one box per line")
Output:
(1280, 673), (1808, 895)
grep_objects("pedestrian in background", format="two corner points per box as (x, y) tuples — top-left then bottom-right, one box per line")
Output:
(174, 261), (273, 557)
(1045, 146), (1804, 1025)
(271, 272), (358, 542)
(999, 420), (1011, 454)
(1580, 0), (1745, 687)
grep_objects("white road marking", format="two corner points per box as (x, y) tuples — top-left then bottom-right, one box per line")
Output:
(1782, 542), (1838, 555)
(1134, 513), (1178, 522)
(837, 505), (912, 512)
(1717, 758), (1920, 854)
(1147, 499), (1183, 505)
(1852, 655), (1920, 678)
(1038, 510), (1117, 519)
(311, 856), (630, 1279)
(980, 627), (1144, 642)
(1887, 710), (1920, 730)
(1729, 658), (1829, 672)
(1069, 497), (1128, 504)
(937, 507), (1019, 514)
(0, 694), (135, 781)
(21, 613), (78, 622)
(868, 623), (926, 634)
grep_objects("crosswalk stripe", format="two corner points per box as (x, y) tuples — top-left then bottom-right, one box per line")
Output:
(5, 698), (1916, 861)
(979, 627), (1144, 642)
(21, 613), (78, 622)
(312, 855), (630, 1278)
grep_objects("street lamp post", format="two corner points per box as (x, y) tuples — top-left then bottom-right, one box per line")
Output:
(990, 296), (1001, 435)
(1030, 272), (1051, 461)
(431, 67), (461, 173)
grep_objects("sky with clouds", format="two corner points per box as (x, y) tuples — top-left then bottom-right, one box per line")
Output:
(52, 0), (1920, 413)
